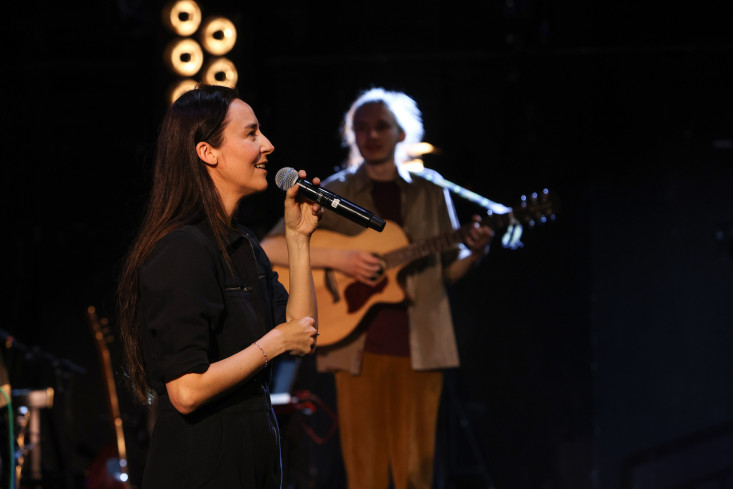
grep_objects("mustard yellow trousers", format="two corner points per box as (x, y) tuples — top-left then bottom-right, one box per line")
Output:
(334, 352), (444, 489)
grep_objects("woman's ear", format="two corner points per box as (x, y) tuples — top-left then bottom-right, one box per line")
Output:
(196, 141), (218, 167)
(398, 129), (406, 142)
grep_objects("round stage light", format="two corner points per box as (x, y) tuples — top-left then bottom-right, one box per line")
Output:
(163, 38), (204, 77)
(162, 0), (202, 37)
(167, 78), (199, 106)
(200, 16), (237, 56)
(201, 57), (238, 88)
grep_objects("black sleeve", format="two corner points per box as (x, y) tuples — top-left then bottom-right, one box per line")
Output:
(139, 229), (224, 386)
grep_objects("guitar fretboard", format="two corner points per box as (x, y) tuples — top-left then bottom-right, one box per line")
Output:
(379, 191), (553, 270)
(382, 226), (469, 270)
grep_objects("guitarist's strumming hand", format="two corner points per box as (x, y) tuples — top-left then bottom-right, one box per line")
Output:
(335, 249), (385, 286)
(283, 169), (325, 240)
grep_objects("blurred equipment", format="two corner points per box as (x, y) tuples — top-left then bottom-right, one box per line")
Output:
(0, 348), (9, 408)
(270, 357), (338, 445)
(85, 306), (131, 489)
(0, 352), (12, 489)
(0, 330), (84, 487)
(12, 387), (54, 483)
(269, 356), (300, 408)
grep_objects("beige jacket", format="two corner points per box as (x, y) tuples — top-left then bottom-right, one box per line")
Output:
(267, 164), (463, 374)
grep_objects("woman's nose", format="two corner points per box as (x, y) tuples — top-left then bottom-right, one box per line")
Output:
(260, 135), (275, 154)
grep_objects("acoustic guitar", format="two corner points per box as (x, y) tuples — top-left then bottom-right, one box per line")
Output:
(86, 306), (131, 489)
(274, 190), (557, 347)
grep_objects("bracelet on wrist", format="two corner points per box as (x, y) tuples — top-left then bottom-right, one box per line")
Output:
(253, 341), (269, 367)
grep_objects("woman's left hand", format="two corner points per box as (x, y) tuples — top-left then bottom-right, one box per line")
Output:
(283, 169), (324, 238)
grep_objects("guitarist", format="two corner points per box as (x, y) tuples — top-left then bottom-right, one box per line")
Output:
(262, 88), (494, 489)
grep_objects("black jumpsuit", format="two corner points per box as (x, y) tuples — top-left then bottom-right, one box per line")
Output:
(139, 222), (288, 488)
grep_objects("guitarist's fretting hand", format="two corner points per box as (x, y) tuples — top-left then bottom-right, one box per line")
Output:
(335, 249), (385, 286)
(445, 214), (495, 284)
(463, 214), (495, 255)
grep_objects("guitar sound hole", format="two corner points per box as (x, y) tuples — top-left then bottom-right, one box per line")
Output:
(344, 279), (388, 313)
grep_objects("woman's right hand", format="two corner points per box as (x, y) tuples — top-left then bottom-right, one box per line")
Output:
(336, 249), (384, 285)
(275, 316), (318, 356)
(283, 169), (323, 240)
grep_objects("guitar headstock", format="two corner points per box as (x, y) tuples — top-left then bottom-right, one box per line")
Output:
(87, 305), (115, 347)
(513, 188), (558, 227)
(483, 189), (559, 249)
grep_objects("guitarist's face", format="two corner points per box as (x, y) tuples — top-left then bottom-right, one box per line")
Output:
(353, 102), (406, 167)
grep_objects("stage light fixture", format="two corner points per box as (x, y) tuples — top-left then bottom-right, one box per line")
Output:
(167, 78), (199, 106)
(407, 142), (438, 156)
(201, 57), (238, 88)
(402, 159), (425, 172)
(200, 16), (237, 56)
(164, 38), (204, 77)
(160, 2), (240, 104)
(162, 0), (202, 37)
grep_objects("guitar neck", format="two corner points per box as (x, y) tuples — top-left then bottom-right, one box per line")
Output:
(381, 187), (558, 269)
(87, 306), (130, 484)
(380, 225), (464, 269)
(380, 209), (523, 270)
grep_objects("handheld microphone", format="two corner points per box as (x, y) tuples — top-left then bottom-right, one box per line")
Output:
(275, 167), (386, 232)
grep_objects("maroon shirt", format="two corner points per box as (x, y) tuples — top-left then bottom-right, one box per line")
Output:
(363, 180), (410, 356)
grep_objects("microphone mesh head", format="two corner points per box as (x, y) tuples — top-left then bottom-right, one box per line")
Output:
(275, 167), (299, 191)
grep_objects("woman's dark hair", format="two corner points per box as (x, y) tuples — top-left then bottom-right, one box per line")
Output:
(117, 84), (239, 404)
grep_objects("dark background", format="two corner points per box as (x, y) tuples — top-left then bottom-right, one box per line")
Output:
(2, 1), (733, 488)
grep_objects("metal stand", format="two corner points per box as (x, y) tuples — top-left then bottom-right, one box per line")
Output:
(12, 388), (54, 484)
(436, 372), (496, 489)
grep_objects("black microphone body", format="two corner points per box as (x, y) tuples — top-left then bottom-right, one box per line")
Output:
(276, 167), (386, 232)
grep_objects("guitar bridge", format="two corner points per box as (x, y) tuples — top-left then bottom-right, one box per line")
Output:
(324, 268), (341, 303)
